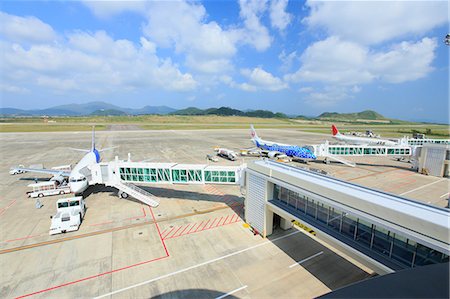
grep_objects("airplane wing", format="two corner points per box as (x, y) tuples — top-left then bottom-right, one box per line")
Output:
(68, 148), (90, 153)
(98, 146), (119, 152)
(13, 167), (71, 177)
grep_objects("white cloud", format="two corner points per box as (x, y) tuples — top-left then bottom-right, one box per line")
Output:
(269, 0), (292, 31)
(299, 86), (313, 93)
(0, 12), (57, 44)
(0, 83), (28, 94)
(305, 85), (360, 107)
(286, 36), (373, 85)
(82, 0), (273, 75)
(371, 38), (436, 83)
(81, 1), (146, 18)
(0, 21), (197, 95)
(286, 36), (437, 86)
(304, 1), (447, 45)
(239, 0), (272, 51)
(239, 67), (288, 91)
(278, 50), (298, 72)
(142, 1), (240, 74)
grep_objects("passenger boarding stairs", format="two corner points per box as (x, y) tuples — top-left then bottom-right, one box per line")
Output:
(113, 181), (160, 207)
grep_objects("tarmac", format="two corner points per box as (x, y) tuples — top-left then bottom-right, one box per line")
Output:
(0, 128), (448, 298)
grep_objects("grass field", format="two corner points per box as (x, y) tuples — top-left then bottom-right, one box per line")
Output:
(0, 115), (448, 138)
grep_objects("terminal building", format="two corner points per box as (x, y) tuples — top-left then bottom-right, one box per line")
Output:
(244, 160), (449, 274)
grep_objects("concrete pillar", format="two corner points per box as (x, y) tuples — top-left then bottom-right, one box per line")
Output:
(263, 181), (275, 237)
(280, 217), (293, 230)
(264, 208), (274, 237)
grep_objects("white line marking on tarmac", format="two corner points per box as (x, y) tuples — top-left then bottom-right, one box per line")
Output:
(400, 178), (446, 196)
(440, 192), (449, 198)
(289, 251), (323, 268)
(94, 231), (300, 299)
(215, 285), (248, 299)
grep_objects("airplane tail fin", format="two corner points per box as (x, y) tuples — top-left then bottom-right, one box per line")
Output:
(250, 124), (259, 140)
(332, 124), (340, 136)
(91, 126), (96, 151)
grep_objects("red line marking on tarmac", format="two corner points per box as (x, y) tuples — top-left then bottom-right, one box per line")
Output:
(148, 207), (169, 257)
(123, 206), (147, 221)
(221, 215), (230, 226)
(160, 228), (168, 236)
(162, 226), (176, 239)
(215, 216), (224, 227)
(169, 216), (241, 240)
(167, 225), (183, 239)
(0, 199), (17, 217)
(194, 221), (205, 232)
(200, 219), (211, 231)
(208, 218), (217, 229)
(5, 234), (44, 243)
(187, 223), (198, 234)
(228, 214), (235, 224)
(16, 206), (170, 299)
(172, 224), (191, 238)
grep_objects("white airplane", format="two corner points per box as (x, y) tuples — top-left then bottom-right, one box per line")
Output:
(331, 124), (397, 146)
(13, 127), (114, 194)
(250, 125), (316, 160)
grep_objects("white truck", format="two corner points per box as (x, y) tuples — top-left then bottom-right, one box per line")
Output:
(27, 181), (71, 198)
(215, 148), (237, 161)
(9, 165), (25, 175)
(49, 197), (86, 235)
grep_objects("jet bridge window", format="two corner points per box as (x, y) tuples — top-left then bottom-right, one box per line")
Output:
(204, 170), (236, 183)
(157, 169), (170, 182)
(172, 169), (187, 183)
(188, 170), (202, 182)
(143, 168), (157, 182)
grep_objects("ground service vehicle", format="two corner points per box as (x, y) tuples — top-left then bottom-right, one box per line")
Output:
(216, 148), (237, 161)
(49, 196), (86, 235)
(27, 181), (71, 198)
(9, 165), (25, 175)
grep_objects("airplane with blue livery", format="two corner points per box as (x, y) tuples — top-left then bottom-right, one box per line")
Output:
(12, 127), (114, 194)
(250, 125), (316, 160)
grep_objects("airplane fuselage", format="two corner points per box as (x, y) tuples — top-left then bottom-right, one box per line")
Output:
(334, 134), (397, 146)
(253, 138), (316, 160)
(68, 149), (100, 194)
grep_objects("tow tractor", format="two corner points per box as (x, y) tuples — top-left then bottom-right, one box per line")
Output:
(49, 196), (86, 235)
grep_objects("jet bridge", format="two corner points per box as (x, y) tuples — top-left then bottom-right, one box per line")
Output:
(310, 141), (413, 167)
(89, 157), (245, 207)
(399, 137), (450, 146)
(312, 141), (412, 157)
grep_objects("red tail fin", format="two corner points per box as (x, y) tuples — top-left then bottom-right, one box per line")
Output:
(331, 124), (339, 136)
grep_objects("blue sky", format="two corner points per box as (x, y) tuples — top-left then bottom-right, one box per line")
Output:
(0, 1), (448, 123)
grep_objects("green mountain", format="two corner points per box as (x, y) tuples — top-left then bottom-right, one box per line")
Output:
(170, 107), (205, 115)
(318, 110), (386, 121)
(206, 107), (244, 116)
(171, 106), (287, 118)
(90, 109), (127, 116)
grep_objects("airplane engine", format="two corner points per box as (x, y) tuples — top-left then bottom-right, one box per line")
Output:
(50, 175), (65, 185)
